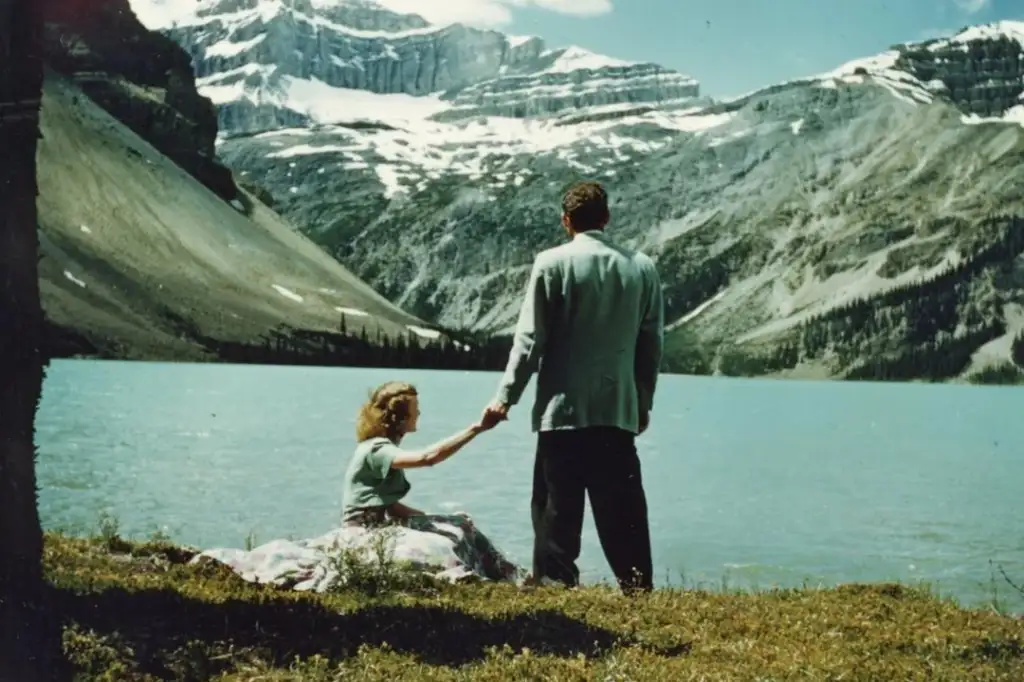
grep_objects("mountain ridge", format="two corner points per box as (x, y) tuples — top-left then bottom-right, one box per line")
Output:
(95, 3), (1024, 381)
(134, 0), (701, 132)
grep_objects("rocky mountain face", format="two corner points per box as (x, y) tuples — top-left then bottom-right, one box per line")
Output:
(153, 0), (700, 132)
(892, 22), (1024, 121)
(146, 2), (1024, 382)
(35, 69), (428, 361)
(42, 0), (240, 202)
(32, 0), (436, 360)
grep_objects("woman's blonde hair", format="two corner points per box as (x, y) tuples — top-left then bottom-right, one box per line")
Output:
(355, 381), (418, 442)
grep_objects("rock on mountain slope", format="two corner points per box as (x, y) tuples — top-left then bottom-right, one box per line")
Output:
(138, 0), (700, 132)
(43, 0), (238, 202)
(37, 70), (426, 360)
(151, 2), (1024, 381)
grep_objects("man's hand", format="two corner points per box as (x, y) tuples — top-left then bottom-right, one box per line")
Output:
(474, 402), (509, 432)
(484, 401), (510, 425)
(638, 410), (650, 435)
(476, 407), (504, 431)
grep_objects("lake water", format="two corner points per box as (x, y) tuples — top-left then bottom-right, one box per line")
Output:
(36, 359), (1024, 611)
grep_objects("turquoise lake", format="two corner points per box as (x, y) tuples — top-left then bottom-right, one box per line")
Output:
(35, 359), (1024, 612)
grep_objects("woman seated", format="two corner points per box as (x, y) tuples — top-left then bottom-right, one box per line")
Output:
(341, 380), (519, 582)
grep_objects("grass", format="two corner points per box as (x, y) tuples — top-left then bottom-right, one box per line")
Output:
(42, 530), (1024, 681)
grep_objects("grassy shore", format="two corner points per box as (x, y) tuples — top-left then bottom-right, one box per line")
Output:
(45, 532), (1023, 681)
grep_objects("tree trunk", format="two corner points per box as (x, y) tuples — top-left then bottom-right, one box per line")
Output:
(0, 0), (63, 678)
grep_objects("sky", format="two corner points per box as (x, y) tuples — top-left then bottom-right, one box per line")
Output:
(376, 0), (1024, 96)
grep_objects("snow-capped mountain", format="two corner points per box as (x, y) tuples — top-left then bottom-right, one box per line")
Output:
(795, 21), (1024, 125)
(134, 1), (1024, 381)
(135, 0), (700, 133)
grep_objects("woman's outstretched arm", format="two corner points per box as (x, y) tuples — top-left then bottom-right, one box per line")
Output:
(389, 414), (498, 470)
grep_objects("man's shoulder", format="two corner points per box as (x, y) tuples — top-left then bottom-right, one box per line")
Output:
(632, 249), (657, 273)
(533, 244), (570, 271)
(632, 247), (653, 263)
(534, 239), (657, 274)
(537, 242), (573, 259)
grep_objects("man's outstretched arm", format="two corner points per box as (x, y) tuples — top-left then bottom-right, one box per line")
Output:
(635, 261), (665, 429)
(492, 257), (551, 412)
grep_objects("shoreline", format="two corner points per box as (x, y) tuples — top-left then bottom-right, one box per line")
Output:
(47, 520), (1024, 615)
(44, 532), (1024, 680)
(44, 354), (1024, 388)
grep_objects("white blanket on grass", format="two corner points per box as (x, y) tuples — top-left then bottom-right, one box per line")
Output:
(189, 513), (524, 592)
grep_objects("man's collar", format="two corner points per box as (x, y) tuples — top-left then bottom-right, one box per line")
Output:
(572, 229), (608, 242)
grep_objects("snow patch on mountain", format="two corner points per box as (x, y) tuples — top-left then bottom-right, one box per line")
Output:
(815, 51), (937, 105)
(931, 20), (1024, 48)
(544, 45), (634, 73)
(507, 34), (537, 48)
(226, 99), (735, 199)
(129, 0), (203, 28)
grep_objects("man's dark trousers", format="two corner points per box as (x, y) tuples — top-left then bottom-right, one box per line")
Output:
(531, 426), (653, 593)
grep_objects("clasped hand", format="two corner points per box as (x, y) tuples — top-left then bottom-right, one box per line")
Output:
(475, 401), (509, 431)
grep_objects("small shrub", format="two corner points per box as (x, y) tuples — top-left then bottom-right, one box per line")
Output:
(96, 510), (120, 549)
(323, 527), (440, 597)
(147, 527), (173, 544)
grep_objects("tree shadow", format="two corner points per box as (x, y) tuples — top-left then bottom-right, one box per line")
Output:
(53, 584), (690, 677)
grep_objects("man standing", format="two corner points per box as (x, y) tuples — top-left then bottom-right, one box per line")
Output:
(485, 181), (665, 594)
